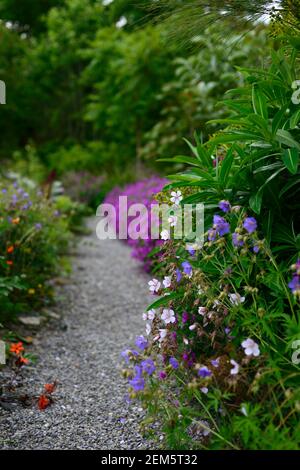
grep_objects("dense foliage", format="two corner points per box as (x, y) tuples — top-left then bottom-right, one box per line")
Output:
(121, 40), (300, 449)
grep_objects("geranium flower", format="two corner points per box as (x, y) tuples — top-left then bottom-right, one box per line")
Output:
(129, 375), (145, 392)
(198, 307), (207, 316)
(207, 229), (216, 241)
(161, 308), (176, 324)
(182, 261), (192, 277)
(163, 276), (172, 288)
(288, 276), (300, 296)
(170, 190), (183, 206)
(189, 323), (197, 331)
(219, 200), (231, 213)
(198, 366), (212, 378)
(232, 232), (244, 247)
(148, 278), (161, 293)
(228, 293), (245, 305)
(145, 323), (151, 336)
(142, 309), (156, 321)
(243, 217), (257, 234)
(200, 387), (209, 394)
(158, 371), (167, 380)
(241, 338), (260, 357)
(10, 342), (24, 355)
(211, 358), (219, 368)
(169, 357), (179, 369)
(141, 359), (155, 375)
(135, 335), (148, 351)
(176, 269), (182, 282)
(230, 359), (240, 375)
(159, 329), (167, 342)
(213, 215), (230, 236)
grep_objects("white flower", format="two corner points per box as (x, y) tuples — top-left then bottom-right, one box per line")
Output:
(160, 229), (170, 241)
(228, 293), (245, 305)
(241, 405), (248, 417)
(198, 306), (207, 316)
(200, 387), (209, 394)
(148, 278), (161, 293)
(143, 309), (156, 321)
(161, 308), (176, 324)
(168, 215), (178, 227)
(189, 323), (197, 331)
(241, 338), (260, 357)
(230, 359), (240, 375)
(170, 190), (183, 206)
(159, 329), (167, 342)
(163, 276), (172, 288)
(183, 337), (189, 345)
(145, 323), (152, 336)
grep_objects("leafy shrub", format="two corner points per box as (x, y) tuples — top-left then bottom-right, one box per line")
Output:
(121, 44), (300, 449)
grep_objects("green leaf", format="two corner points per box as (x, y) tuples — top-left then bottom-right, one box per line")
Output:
(249, 191), (263, 214)
(219, 148), (234, 185)
(290, 109), (300, 129)
(276, 129), (300, 151)
(252, 85), (268, 119)
(282, 148), (299, 174)
(146, 291), (183, 311)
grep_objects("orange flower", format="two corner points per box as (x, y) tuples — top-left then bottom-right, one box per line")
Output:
(19, 356), (29, 365)
(6, 260), (13, 266)
(12, 217), (20, 225)
(7, 245), (14, 254)
(38, 394), (50, 410)
(44, 382), (57, 394)
(10, 342), (24, 355)
(16, 356), (29, 366)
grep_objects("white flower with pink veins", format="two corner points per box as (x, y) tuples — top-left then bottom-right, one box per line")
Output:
(241, 338), (260, 357)
(148, 279), (161, 293)
(161, 308), (176, 324)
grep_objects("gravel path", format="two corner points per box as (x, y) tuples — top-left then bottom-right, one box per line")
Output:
(0, 218), (157, 450)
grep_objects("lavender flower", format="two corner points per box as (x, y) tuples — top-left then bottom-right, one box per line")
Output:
(169, 357), (179, 369)
(135, 335), (148, 351)
(213, 215), (230, 236)
(243, 217), (257, 234)
(198, 366), (212, 378)
(219, 200), (231, 213)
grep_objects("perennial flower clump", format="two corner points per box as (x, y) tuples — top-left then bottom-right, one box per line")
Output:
(104, 177), (167, 271)
(122, 196), (300, 449)
(0, 177), (71, 322)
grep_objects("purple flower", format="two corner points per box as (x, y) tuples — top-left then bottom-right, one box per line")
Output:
(211, 358), (219, 368)
(198, 366), (212, 378)
(187, 247), (196, 256)
(182, 311), (189, 324)
(207, 228), (216, 241)
(176, 269), (182, 282)
(158, 371), (167, 380)
(288, 276), (300, 295)
(232, 232), (244, 247)
(225, 327), (231, 335)
(182, 261), (192, 276)
(253, 244), (260, 253)
(35, 223), (42, 231)
(1, 189), (7, 194)
(169, 357), (179, 369)
(129, 375), (145, 392)
(135, 335), (148, 351)
(219, 200), (231, 213)
(213, 215), (230, 236)
(141, 359), (156, 375)
(243, 217), (257, 234)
